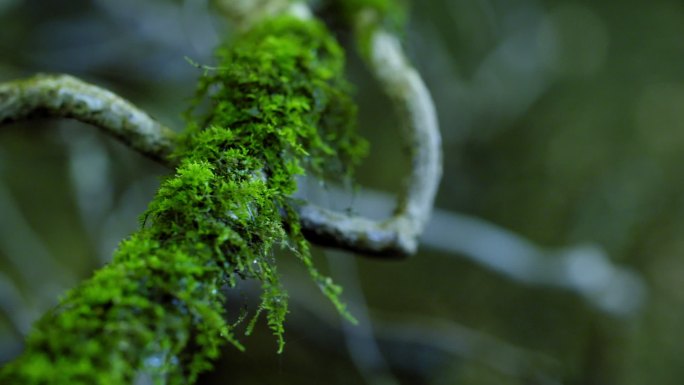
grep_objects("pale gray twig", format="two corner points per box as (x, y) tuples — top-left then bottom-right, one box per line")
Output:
(0, 74), (176, 165)
(366, 28), (443, 252)
(299, 24), (443, 257)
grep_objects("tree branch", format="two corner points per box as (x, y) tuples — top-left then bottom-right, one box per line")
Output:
(298, 12), (442, 257)
(363, 27), (443, 255)
(0, 12), (442, 258)
(0, 74), (176, 166)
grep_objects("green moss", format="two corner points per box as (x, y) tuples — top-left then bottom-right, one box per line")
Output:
(0, 15), (365, 385)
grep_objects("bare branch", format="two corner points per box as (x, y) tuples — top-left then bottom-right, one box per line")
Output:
(0, 74), (176, 165)
(298, 204), (413, 257)
(327, 186), (647, 316)
(363, 28), (443, 255)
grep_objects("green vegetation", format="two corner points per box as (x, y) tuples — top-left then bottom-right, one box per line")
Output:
(0, 15), (366, 384)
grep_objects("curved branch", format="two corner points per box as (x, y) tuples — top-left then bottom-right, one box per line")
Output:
(364, 27), (443, 255)
(298, 15), (442, 257)
(298, 204), (413, 257)
(0, 74), (176, 165)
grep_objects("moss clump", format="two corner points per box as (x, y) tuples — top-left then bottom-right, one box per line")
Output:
(0, 15), (366, 385)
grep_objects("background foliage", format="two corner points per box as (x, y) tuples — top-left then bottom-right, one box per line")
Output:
(1, 0), (683, 384)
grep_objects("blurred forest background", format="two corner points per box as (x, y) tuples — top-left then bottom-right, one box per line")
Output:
(1, 0), (684, 384)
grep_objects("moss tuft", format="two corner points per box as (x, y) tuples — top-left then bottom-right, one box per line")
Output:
(0, 15), (365, 384)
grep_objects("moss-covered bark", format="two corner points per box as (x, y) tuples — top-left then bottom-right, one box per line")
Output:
(0, 16), (365, 385)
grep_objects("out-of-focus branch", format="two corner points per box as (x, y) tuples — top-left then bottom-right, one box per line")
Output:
(0, 74), (176, 165)
(312, 186), (647, 316)
(365, 28), (443, 251)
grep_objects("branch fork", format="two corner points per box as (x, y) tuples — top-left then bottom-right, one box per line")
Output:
(0, 5), (441, 258)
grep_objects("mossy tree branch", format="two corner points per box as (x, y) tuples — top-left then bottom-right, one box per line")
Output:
(0, 1), (441, 258)
(1, 14), (371, 384)
(0, 1), (442, 383)
(217, 0), (442, 257)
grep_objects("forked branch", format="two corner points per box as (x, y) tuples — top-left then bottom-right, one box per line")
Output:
(0, 8), (441, 258)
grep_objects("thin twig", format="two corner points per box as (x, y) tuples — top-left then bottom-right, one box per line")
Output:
(300, 25), (443, 257)
(369, 28), (442, 249)
(0, 74), (176, 165)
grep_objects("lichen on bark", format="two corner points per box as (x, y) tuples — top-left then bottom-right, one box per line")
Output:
(0, 15), (366, 385)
